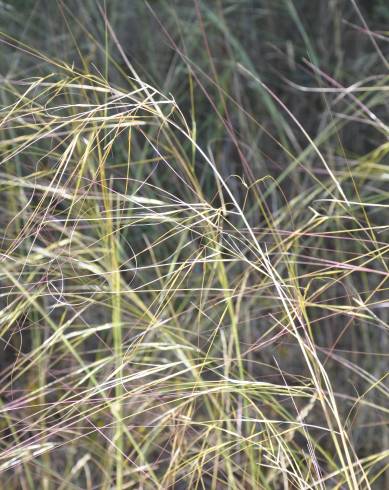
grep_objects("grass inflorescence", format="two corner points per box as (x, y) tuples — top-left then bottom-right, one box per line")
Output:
(0, 1), (388, 489)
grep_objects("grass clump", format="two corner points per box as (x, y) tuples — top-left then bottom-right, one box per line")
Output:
(0, 1), (388, 489)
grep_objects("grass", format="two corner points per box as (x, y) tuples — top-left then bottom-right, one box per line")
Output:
(0, 1), (388, 488)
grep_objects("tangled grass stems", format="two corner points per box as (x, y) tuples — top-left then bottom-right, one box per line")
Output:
(0, 1), (388, 489)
